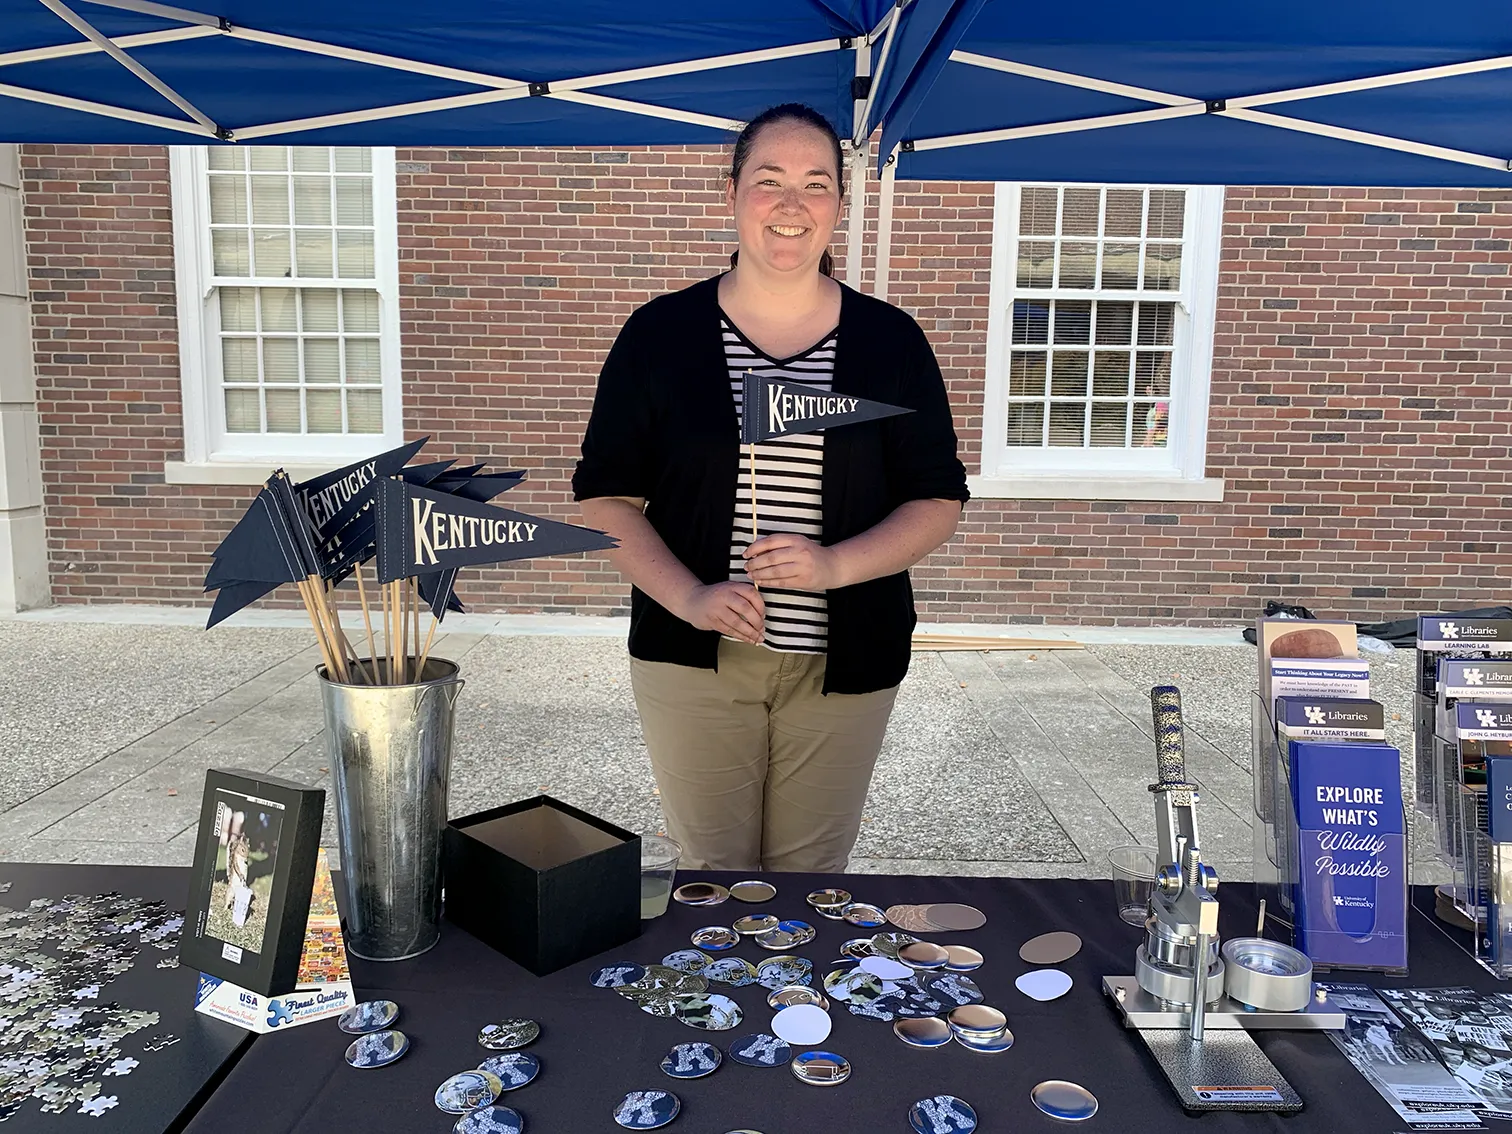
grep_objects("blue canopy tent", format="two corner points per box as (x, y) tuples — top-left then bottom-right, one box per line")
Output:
(870, 1), (1512, 298)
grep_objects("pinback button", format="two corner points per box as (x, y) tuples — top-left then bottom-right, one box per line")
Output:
(841, 903), (888, 928)
(768, 985), (829, 1010)
(756, 955), (813, 989)
(806, 888), (850, 911)
(479, 1019), (540, 1050)
(909, 1095), (978, 1134)
(435, 1070), (504, 1114)
(454, 1106), (523, 1134)
(942, 945), (984, 972)
(893, 1017), (951, 1048)
(898, 941), (950, 970)
(1032, 1080), (1098, 1121)
(692, 925), (739, 951)
(344, 1028), (408, 1068)
(947, 1004), (1007, 1037)
(733, 914), (780, 936)
(674, 882), (730, 906)
(660, 1042), (722, 1079)
(728, 1033), (791, 1067)
(662, 949), (714, 973)
(614, 1090), (681, 1129)
(477, 1052), (540, 1090)
(591, 962), (646, 988)
(704, 957), (760, 986)
(790, 1051), (850, 1086)
(338, 999), (399, 1034)
(729, 880), (777, 903)
(953, 1028), (1014, 1054)
(671, 992), (744, 1031)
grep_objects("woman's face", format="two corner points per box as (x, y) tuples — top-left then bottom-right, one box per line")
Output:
(727, 119), (842, 278)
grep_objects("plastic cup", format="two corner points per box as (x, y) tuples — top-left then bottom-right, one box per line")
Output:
(640, 834), (682, 920)
(1108, 845), (1157, 926)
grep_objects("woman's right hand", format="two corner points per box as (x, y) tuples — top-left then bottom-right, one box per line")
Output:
(679, 581), (765, 644)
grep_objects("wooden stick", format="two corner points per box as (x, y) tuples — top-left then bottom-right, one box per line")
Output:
(411, 581), (421, 683)
(400, 577), (410, 683)
(297, 579), (341, 679)
(415, 613), (440, 683)
(748, 441), (760, 591)
(318, 578), (358, 681)
(381, 578), (392, 685)
(308, 576), (349, 683)
(390, 581), (401, 685)
(352, 562), (380, 683)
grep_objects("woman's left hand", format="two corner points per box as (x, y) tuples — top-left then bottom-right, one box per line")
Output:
(743, 533), (842, 591)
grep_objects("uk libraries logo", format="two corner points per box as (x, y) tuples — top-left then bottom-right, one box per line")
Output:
(1477, 709), (1501, 729)
(1305, 706), (1328, 725)
(1466, 668), (1485, 686)
(1440, 622), (1460, 639)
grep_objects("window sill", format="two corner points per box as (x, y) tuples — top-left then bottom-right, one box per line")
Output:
(164, 460), (342, 486)
(968, 474), (1225, 502)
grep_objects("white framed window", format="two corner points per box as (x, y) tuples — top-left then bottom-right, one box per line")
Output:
(976, 182), (1225, 501)
(168, 145), (402, 480)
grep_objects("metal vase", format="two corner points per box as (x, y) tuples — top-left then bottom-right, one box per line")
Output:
(318, 657), (464, 961)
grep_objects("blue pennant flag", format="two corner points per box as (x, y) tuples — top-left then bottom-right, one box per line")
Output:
(739, 373), (912, 444)
(294, 437), (427, 542)
(374, 479), (617, 584)
(204, 473), (320, 591)
(417, 568), (464, 621)
(204, 580), (280, 629)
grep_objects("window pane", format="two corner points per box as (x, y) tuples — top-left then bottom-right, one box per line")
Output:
(1105, 188), (1143, 237)
(1052, 300), (1091, 344)
(295, 230), (334, 278)
(304, 339), (340, 384)
(1061, 188), (1100, 236)
(306, 389), (343, 432)
(1050, 351), (1088, 397)
(250, 176), (289, 225)
(342, 289), (379, 332)
(293, 176), (332, 225)
(224, 388), (260, 432)
(218, 287), (255, 332)
(1148, 189), (1185, 239)
(335, 178), (373, 226)
(250, 147), (288, 172)
(1136, 400), (1169, 447)
(1090, 401), (1129, 447)
(1095, 301), (1133, 345)
(1137, 303), (1175, 346)
(221, 337), (257, 383)
(337, 230), (375, 278)
(1008, 352), (1046, 397)
(1016, 240), (1054, 288)
(208, 175), (247, 224)
(1144, 242), (1182, 291)
(1020, 187), (1057, 237)
(302, 288), (339, 332)
(252, 229), (291, 277)
(262, 338), (298, 383)
(208, 147), (244, 171)
(265, 388), (301, 432)
(1058, 242), (1096, 288)
(211, 229), (249, 275)
(1006, 402), (1044, 447)
(260, 287), (297, 332)
(1048, 402), (1086, 447)
(292, 147), (330, 173)
(347, 390), (383, 433)
(1011, 300), (1049, 345)
(1100, 243), (1139, 289)
(345, 338), (381, 384)
(1135, 351), (1172, 398)
(1092, 351), (1131, 397)
(334, 148), (372, 173)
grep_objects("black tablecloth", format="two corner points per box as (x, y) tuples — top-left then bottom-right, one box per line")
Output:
(177, 870), (1508, 1134)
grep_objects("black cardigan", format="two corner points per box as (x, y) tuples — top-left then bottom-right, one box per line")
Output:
(572, 274), (969, 695)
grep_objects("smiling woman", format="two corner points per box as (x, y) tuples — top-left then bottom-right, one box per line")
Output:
(574, 104), (970, 874)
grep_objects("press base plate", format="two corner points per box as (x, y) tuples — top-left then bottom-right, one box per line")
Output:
(1136, 1028), (1303, 1113)
(1102, 976), (1344, 1030)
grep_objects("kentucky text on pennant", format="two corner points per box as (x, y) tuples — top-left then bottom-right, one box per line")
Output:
(303, 458), (382, 531)
(412, 497), (539, 567)
(767, 386), (860, 435)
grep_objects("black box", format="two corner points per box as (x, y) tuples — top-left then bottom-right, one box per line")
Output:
(443, 795), (641, 975)
(180, 769), (325, 997)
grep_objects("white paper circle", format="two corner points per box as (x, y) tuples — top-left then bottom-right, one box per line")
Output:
(858, 956), (912, 981)
(771, 1004), (832, 1046)
(1015, 968), (1073, 1002)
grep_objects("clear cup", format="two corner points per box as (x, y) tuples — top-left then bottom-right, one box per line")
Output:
(1108, 845), (1157, 926)
(640, 834), (682, 920)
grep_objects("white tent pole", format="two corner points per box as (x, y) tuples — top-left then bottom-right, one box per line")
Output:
(846, 34), (872, 290)
(950, 51), (1190, 105)
(1227, 108), (1511, 172)
(911, 104), (1205, 151)
(35, 0), (220, 133)
(852, 1), (901, 147)
(0, 26), (214, 69)
(77, 0), (219, 27)
(0, 79), (218, 135)
(875, 147), (897, 303)
(547, 91), (741, 131)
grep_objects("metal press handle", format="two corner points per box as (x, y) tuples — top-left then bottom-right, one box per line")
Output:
(1150, 685), (1187, 786)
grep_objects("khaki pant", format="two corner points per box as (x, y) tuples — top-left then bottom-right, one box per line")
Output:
(630, 640), (899, 873)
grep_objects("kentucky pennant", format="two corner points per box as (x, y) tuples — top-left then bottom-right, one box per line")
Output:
(375, 479), (617, 584)
(429, 471), (525, 502)
(739, 373), (912, 444)
(294, 437), (427, 541)
(417, 568), (464, 621)
(204, 476), (319, 590)
(205, 579), (280, 629)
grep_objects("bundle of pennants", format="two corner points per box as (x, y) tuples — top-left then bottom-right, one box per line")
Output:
(202, 438), (616, 685)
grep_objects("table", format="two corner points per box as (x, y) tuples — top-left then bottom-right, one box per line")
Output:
(174, 868), (1506, 1134)
(0, 864), (250, 1133)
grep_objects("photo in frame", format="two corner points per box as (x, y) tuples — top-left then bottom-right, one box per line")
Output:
(180, 769), (325, 997)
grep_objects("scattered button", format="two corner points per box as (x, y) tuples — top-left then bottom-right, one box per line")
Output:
(732, 914), (780, 936)
(435, 1070), (504, 1114)
(660, 1042), (722, 1079)
(345, 1029), (408, 1068)
(338, 999), (399, 1034)
(790, 1050), (850, 1086)
(614, 1090), (681, 1129)
(942, 946), (983, 972)
(729, 880), (778, 903)
(841, 903), (888, 928)
(692, 926), (740, 951)
(1031, 1080), (1098, 1121)
(478, 1020), (540, 1051)
(893, 1017), (952, 1048)
(674, 882), (730, 906)
(591, 962), (647, 989)
(909, 1095), (978, 1133)
(453, 1106), (523, 1134)
(477, 1052), (540, 1090)
(728, 1033), (791, 1068)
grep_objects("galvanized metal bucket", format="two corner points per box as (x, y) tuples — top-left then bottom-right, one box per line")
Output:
(318, 657), (464, 961)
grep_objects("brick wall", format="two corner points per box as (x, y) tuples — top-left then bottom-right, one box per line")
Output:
(18, 144), (1512, 624)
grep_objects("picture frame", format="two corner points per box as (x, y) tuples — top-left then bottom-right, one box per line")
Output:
(180, 769), (326, 997)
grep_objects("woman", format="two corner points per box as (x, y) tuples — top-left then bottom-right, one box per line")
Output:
(574, 104), (968, 872)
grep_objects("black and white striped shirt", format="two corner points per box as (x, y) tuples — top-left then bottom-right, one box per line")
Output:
(723, 314), (837, 655)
